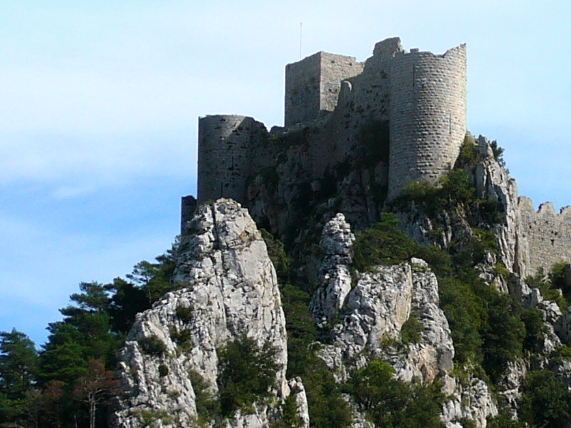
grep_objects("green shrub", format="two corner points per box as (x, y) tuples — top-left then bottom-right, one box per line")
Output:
(490, 140), (506, 167)
(348, 360), (445, 428)
(281, 283), (351, 428)
(158, 364), (169, 377)
(138, 335), (167, 356)
(273, 395), (304, 428)
(260, 229), (291, 281)
(217, 335), (281, 417)
(401, 314), (424, 345)
(456, 135), (482, 167)
(438, 277), (484, 363)
(487, 411), (525, 428)
(175, 304), (194, 323)
(550, 344), (571, 361)
(519, 370), (571, 427)
(189, 370), (219, 424)
(169, 326), (193, 352)
(480, 291), (525, 382)
(526, 266), (568, 311)
(352, 213), (452, 275)
(521, 307), (546, 352)
(130, 408), (174, 426)
(458, 417), (477, 428)
(352, 213), (418, 270)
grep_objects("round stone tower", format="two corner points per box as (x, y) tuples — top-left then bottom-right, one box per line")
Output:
(197, 115), (266, 204)
(388, 44), (467, 199)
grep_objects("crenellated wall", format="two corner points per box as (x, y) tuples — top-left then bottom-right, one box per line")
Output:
(388, 45), (467, 198)
(518, 197), (571, 275)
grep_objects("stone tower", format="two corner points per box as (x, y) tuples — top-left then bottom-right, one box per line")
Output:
(388, 44), (467, 198)
(197, 115), (267, 203)
(285, 52), (364, 126)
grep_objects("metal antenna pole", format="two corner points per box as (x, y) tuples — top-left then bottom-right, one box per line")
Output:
(300, 22), (302, 59)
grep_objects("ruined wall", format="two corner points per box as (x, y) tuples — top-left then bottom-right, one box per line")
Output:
(318, 52), (364, 112)
(305, 38), (402, 174)
(518, 197), (571, 275)
(388, 44), (467, 198)
(197, 115), (267, 204)
(285, 52), (363, 126)
(285, 53), (322, 127)
(197, 38), (467, 214)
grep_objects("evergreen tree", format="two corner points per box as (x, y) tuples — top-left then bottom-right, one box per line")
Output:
(0, 329), (39, 426)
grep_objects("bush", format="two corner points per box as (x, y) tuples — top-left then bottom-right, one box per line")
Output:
(551, 344), (571, 361)
(189, 370), (219, 424)
(353, 213), (418, 270)
(158, 364), (169, 377)
(281, 283), (351, 428)
(175, 305), (194, 323)
(401, 314), (424, 345)
(217, 335), (281, 417)
(348, 360), (445, 428)
(138, 335), (167, 356)
(521, 307), (546, 352)
(261, 229), (291, 281)
(519, 370), (571, 427)
(526, 267), (568, 312)
(487, 412), (525, 428)
(169, 326), (193, 352)
(490, 140), (506, 167)
(273, 395), (304, 428)
(438, 277), (484, 364)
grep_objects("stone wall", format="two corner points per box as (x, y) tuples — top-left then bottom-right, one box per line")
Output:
(285, 52), (363, 126)
(388, 44), (467, 198)
(518, 197), (571, 275)
(197, 38), (467, 215)
(285, 53), (322, 127)
(197, 115), (267, 203)
(318, 52), (364, 113)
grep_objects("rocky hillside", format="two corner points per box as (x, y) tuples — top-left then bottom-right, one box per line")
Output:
(113, 137), (571, 428)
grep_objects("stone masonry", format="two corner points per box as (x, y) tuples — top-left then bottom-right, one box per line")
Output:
(518, 198), (571, 275)
(388, 45), (467, 197)
(197, 37), (467, 202)
(193, 36), (571, 276)
(197, 115), (268, 203)
(285, 52), (364, 126)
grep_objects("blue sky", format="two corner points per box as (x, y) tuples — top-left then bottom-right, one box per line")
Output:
(1, 0), (570, 347)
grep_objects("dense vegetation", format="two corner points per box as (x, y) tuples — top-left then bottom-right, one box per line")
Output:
(217, 335), (281, 417)
(347, 360), (445, 428)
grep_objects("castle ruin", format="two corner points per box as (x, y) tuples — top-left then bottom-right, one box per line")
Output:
(197, 37), (467, 202)
(191, 37), (571, 277)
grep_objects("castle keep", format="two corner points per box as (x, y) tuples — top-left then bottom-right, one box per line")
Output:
(197, 37), (467, 202)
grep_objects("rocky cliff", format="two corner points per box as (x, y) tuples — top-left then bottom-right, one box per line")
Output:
(115, 136), (571, 428)
(114, 200), (308, 428)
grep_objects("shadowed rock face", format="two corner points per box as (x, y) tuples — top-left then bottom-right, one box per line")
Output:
(113, 199), (308, 428)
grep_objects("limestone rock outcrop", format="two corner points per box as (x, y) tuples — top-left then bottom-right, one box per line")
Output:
(310, 213), (355, 326)
(318, 259), (454, 382)
(113, 199), (308, 428)
(310, 216), (499, 427)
